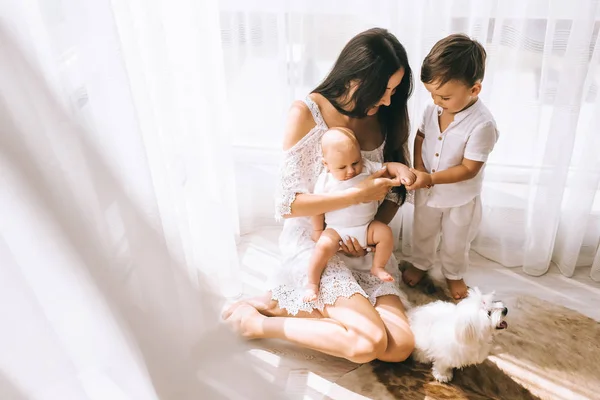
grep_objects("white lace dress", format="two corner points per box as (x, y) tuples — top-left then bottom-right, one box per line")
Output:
(271, 96), (410, 315)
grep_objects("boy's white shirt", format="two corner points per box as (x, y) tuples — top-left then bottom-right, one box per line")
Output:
(418, 99), (499, 208)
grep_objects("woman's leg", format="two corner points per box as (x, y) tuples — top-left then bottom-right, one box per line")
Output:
(223, 291), (322, 319)
(373, 294), (415, 362)
(224, 293), (388, 364)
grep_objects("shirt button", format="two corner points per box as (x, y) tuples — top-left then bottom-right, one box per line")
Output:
(438, 136), (442, 140)
(432, 169), (436, 172)
(435, 153), (439, 157)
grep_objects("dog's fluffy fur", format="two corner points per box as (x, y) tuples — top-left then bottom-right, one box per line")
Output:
(408, 287), (508, 382)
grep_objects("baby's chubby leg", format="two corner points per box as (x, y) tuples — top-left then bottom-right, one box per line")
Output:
(367, 221), (394, 282)
(304, 228), (342, 302)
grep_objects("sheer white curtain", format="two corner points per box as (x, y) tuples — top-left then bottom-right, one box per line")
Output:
(220, 0), (600, 282)
(0, 0), (277, 398)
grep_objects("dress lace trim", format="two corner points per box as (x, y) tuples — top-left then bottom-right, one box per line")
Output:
(271, 252), (409, 316)
(304, 96), (327, 128)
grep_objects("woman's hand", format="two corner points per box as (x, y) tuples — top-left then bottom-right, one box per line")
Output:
(351, 168), (398, 203)
(338, 236), (374, 257)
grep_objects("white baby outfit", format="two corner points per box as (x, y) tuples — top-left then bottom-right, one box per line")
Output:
(313, 159), (382, 248)
(412, 99), (499, 280)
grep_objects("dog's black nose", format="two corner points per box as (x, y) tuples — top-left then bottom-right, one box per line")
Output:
(502, 307), (508, 316)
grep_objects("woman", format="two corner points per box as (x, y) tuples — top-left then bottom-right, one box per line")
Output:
(224, 28), (415, 363)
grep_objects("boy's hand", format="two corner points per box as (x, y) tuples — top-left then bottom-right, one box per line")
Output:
(405, 168), (433, 191)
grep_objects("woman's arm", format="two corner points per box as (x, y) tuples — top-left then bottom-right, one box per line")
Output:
(413, 131), (426, 171)
(282, 102), (356, 218)
(431, 158), (484, 184)
(374, 200), (400, 225)
(406, 158), (484, 190)
(289, 191), (357, 218)
(289, 168), (394, 217)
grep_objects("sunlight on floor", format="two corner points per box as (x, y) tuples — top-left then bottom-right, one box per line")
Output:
(249, 347), (352, 399)
(493, 268), (588, 306)
(237, 226), (600, 399)
(490, 354), (598, 400)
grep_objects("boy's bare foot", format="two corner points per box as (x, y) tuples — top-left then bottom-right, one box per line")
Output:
(446, 278), (468, 300)
(371, 267), (394, 282)
(223, 302), (265, 339)
(402, 264), (427, 287)
(303, 283), (319, 302)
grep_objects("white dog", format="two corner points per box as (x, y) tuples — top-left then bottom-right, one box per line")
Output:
(408, 287), (508, 382)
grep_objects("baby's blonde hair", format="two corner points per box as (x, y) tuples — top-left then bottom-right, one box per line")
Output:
(321, 127), (360, 158)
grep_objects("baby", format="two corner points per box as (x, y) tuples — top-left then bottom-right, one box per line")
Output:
(304, 127), (413, 302)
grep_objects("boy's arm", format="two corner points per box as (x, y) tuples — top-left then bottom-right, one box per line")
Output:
(406, 156), (484, 190)
(429, 158), (484, 184)
(407, 121), (497, 190)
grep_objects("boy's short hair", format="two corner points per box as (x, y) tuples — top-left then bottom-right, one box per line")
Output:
(421, 34), (487, 87)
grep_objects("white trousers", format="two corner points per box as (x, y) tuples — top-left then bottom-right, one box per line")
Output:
(411, 192), (482, 280)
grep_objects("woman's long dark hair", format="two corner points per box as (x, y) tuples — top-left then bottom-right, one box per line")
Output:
(313, 28), (413, 204)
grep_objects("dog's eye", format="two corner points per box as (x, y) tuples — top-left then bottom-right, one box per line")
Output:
(487, 310), (492, 317)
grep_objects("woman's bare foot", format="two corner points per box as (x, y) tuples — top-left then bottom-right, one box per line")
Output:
(222, 292), (278, 319)
(223, 302), (266, 339)
(303, 283), (319, 302)
(371, 267), (394, 282)
(401, 264), (427, 287)
(446, 278), (468, 300)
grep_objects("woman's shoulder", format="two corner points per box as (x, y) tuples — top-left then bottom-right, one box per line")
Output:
(282, 100), (319, 151)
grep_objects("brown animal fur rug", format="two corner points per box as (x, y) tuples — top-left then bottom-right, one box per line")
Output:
(325, 262), (600, 400)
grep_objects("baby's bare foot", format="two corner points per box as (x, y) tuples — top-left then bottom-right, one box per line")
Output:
(223, 302), (265, 339)
(372, 267), (394, 282)
(402, 264), (426, 287)
(303, 283), (319, 303)
(446, 278), (469, 300)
